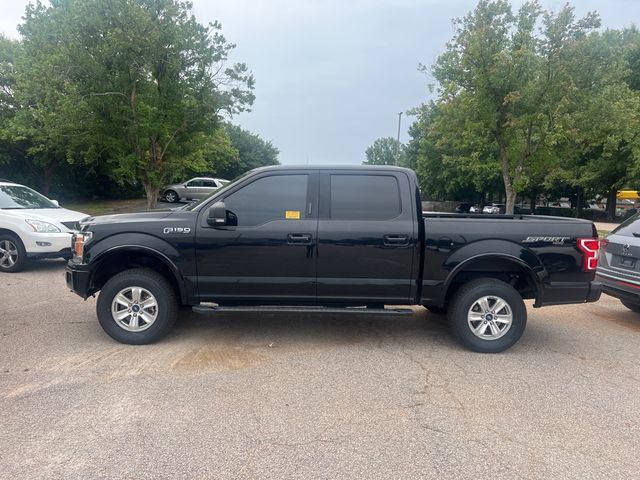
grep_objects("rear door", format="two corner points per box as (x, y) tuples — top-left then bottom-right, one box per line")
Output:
(200, 179), (218, 198)
(316, 170), (416, 304)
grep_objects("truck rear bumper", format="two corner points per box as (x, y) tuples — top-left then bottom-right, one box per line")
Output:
(65, 263), (91, 299)
(586, 281), (602, 303)
(536, 280), (601, 306)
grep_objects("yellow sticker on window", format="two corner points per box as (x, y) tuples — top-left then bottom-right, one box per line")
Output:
(285, 210), (301, 219)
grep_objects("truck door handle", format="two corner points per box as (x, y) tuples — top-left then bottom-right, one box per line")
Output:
(383, 234), (409, 246)
(287, 233), (313, 245)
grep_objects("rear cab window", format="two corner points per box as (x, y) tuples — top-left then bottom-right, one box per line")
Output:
(329, 174), (401, 220)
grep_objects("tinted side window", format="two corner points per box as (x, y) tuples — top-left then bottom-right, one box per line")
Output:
(224, 175), (308, 227)
(202, 180), (216, 187)
(187, 179), (203, 187)
(330, 174), (401, 220)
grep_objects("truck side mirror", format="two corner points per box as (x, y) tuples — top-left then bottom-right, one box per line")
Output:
(207, 201), (227, 227)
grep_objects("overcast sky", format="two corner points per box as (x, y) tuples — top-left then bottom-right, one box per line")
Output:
(1, 0), (639, 165)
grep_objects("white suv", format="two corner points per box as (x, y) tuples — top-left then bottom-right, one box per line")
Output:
(0, 181), (87, 272)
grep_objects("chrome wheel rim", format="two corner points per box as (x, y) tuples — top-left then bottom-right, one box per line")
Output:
(165, 192), (176, 202)
(0, 240), (18, 269)
(467, 295), (513, 340)
(111, 286), (158, 332)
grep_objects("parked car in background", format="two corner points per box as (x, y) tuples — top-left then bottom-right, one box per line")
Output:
(161, 177), (229, 203)
(455, 202), (474, 213)
(596, 213), (640, 312)
(482, 204), (506, 214)
(0, 181), (87, 272)
(469, 204), (481, 213)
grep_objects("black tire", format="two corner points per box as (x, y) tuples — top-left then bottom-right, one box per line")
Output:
(164, 190), (179, 203)
(448, 278), (526, 353)
(620, 299), (640, 313)
(96, 268), (178, 345)
(0, 233), (27, 273)
(424, 304), (447, 315)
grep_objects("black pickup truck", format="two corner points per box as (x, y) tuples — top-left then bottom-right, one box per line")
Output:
(66, 166), (601, 352)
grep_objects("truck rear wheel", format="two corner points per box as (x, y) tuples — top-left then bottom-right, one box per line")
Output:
(448, 278), (526, 353)
(96, 268), (178, 344)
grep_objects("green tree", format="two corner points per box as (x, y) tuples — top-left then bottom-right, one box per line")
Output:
(546, 28), (640, 219)
(15, 0), (254, 207)
(364, 137), (406, 166)
(220, 123), (279, 178)
(430, 0), (600, 213)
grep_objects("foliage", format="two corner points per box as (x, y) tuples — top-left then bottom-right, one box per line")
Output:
(219, 123), (280, 178)
(419, 0), (602, 213)
(0, 0), (265, 207)
(364, 137), (406, 166)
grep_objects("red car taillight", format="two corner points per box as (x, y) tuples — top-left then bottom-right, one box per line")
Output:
(577, 238), (600, 271)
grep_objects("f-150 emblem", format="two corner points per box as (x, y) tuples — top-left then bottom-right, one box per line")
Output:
(163, 227), (191, 234)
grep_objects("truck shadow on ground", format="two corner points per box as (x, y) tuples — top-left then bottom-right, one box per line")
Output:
(168, 307), (457, 352)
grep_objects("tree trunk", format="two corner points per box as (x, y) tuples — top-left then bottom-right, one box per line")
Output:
(41, 165), (54, 196)
(574, 189), (582, 218)
(143, 182), (160, 210)
(505, 186), (516, 215)
(606, 187), (617, 221)
(530, 189), (537, 215)
(498, 142), (518, 215)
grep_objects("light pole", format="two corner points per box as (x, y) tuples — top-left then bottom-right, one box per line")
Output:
(395, 111), (403, 165)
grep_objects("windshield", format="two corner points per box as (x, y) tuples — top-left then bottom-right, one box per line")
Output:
(184, 171), (253, 211)
(0, 185), (59, 209)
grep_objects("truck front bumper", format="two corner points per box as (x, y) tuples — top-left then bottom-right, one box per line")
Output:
(65, 262), (91, 299)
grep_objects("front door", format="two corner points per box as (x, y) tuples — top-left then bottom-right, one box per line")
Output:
(195, 171), (319, 304)
(316, 170), (416, 304)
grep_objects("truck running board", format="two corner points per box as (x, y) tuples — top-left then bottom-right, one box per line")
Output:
(192, 304), (414, 316)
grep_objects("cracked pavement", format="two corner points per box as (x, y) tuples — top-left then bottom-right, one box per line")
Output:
(1, 260), (640, 479)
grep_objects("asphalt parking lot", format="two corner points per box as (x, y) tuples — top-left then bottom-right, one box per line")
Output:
(1, 262), (639, 479)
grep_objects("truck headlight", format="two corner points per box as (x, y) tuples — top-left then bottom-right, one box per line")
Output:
(25, 219), (61, 233)
(73, 231), (92, 261)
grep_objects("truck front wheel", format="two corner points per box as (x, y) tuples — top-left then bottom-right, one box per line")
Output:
(448, 278), (526, 353)
(96, 268), (178, 344)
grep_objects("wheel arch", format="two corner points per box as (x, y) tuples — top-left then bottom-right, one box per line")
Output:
(442, 252), (544, 308)
(0, 228), (25, 246)
(88, 246), (187, 304)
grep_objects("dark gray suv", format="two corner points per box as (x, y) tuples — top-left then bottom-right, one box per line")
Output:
(597, 214), (640, 312)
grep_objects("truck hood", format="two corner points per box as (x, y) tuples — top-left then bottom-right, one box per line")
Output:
(81, 210), (174, 227)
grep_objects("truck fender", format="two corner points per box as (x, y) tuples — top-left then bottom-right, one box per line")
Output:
(442, 240), (546, 303)
(87, 233), (188, 303)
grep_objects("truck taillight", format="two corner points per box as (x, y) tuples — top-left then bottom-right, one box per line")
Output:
(577, 238), (600, 271)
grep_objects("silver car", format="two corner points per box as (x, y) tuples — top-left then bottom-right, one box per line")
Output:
(596, 213), (640, 312)
(162, 177), (229, 203)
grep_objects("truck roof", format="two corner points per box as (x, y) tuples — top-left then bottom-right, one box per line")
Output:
(251, 164), (415, 173)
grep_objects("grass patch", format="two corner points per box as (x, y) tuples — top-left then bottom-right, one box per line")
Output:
(61, 198), (148, 216)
